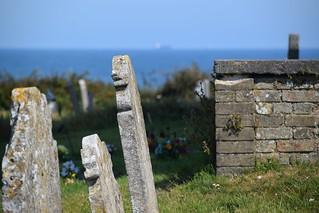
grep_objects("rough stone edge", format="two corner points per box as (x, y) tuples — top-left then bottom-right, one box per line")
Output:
(112, 55), (159, 213)
(2, 87), (62, 212)
(214, 60), (319, 75)
(81, 134), (124, 213)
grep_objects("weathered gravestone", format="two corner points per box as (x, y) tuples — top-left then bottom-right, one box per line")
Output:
(112, 55), (159, 213)
(288, 33), (299, 59)
(2, 87), (62, 212)
(67, 78), (80, 113)
(79, 79), (89, 112)
(81, 134), (124, 213)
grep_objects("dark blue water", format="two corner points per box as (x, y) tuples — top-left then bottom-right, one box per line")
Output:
(0, 49), (318, 88)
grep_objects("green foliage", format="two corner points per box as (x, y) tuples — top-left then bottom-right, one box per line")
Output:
(0, 70), (116, 114)
(158, 63), (208, 100)
(224, 114), (243, 134)
(255, 157), (281, 172)
(142, 98), (199, 121)
(186, 80), (215, 163)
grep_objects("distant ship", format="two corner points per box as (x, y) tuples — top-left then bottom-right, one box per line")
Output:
(154, 42), (171, 50)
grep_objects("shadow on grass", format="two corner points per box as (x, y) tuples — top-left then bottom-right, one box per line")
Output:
(151, 152), (211, 191)
(109, 149), (211, 192)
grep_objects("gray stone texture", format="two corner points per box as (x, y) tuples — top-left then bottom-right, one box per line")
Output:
(2, 87), (62, 213)
(216, 141), (255, 154)
(312, 105), (319, 114)
(273, 103), (293, 114)
(255, 102), (273, 115)
(256, 140), (276, 153)
(215, 78), (254, 91)
(293, 103), (315, 114)
(255, 115), (284, 128)
(256, 128), (292, 140)
(277, 140), (315, 153)
(254, 90), (281, 102)
(236, 91), (254, 102)
(293, 128), (314, 139)
(81, 134), (124, 213)
(215, 91), (235, 102)
(216, 154), (255, 167)
(285, 115), (318, 127)
(214, 60), (319, 75)
(255, 82), (275, 90)
(215, 115), (254, 127)
(216, 103), (254, 115)
(216, 128), (255, 141)
(282, 90), (319, 102)
(112, 55), (159, 213)
(280, 153), (319, 165)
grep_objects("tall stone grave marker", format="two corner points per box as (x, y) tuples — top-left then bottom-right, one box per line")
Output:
(81, 134), (124, 213)
(2, 87), (62, 212)
(79, 79), (89, 112)
(288, 33), (299, 59)
(112, 55), (159, 213)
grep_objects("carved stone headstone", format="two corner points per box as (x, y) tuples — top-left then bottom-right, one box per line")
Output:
(79, 79), (89, 112)
(288, 33), (299, 59)
(112, 55), (159, 213)
(2, 87), (62, 212)
(81, 134), (124, 213)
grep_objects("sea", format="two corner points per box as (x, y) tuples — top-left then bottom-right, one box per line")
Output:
(0, 49), (318, 88)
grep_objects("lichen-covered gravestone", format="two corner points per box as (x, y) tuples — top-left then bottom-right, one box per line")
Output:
(2, 87), (62, 212)
(112, 55), (159, 213)
(81, 134), (124, 213)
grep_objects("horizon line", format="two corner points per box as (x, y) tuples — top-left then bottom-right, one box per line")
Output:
(1, 47), (319, 51)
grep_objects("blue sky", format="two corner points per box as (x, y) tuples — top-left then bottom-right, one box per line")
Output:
(1, 0), (318, 49)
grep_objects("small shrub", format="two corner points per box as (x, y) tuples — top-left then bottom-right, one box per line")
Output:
(157, 63), (208, 100)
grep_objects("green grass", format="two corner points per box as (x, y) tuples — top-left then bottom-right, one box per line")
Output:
(158, 163), (319, 213)
(60, 163), (319, 213)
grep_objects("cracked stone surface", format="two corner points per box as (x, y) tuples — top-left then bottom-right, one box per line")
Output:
(2, 87), (62, 212)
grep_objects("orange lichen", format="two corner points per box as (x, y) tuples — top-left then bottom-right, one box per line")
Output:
(8, 179), (23, 199)
(11, 88), (29, 102)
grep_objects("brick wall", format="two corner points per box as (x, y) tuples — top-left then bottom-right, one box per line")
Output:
(214, 60), (319, 176)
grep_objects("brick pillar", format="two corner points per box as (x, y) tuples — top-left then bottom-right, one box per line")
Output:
(215, 78), (255, 176)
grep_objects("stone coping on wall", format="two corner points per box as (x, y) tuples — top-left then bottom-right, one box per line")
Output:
(214, 60), (319, 75)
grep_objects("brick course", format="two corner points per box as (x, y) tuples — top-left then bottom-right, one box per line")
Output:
(214, 60), (319, 176)
(216, 103), (254, 115)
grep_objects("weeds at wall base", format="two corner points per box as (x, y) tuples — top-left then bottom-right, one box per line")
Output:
(255, 157), (281, 172)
